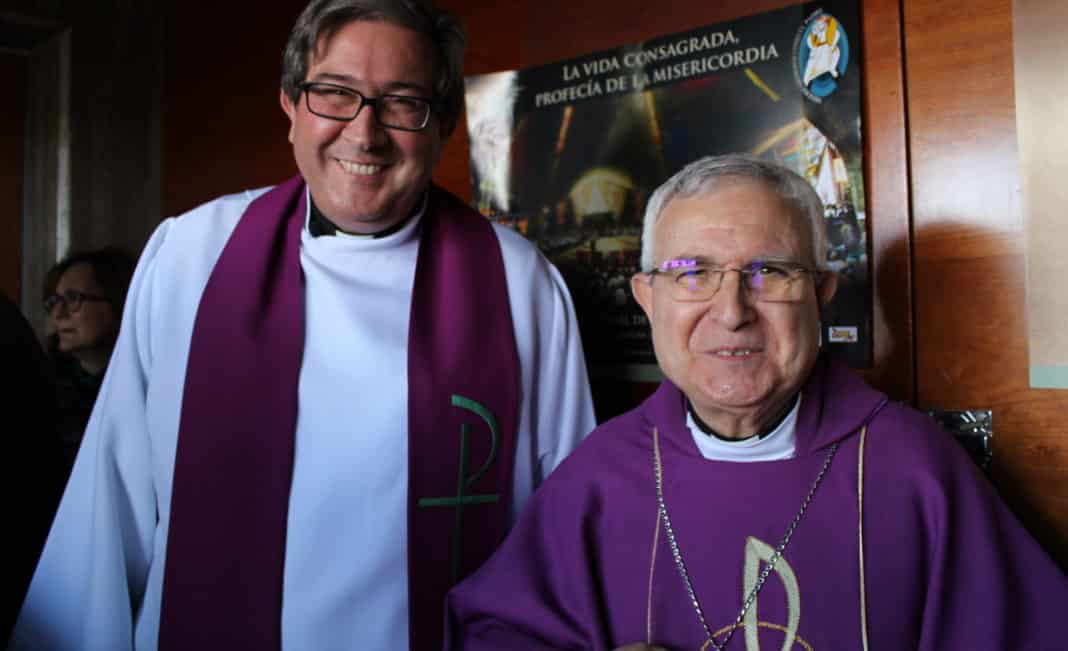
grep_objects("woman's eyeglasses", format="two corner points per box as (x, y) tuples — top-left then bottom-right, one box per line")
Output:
(43, 290), (110, 314)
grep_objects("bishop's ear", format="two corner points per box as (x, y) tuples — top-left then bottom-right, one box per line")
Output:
(631, 272), (654, 319)
(817, 270), (839, 307)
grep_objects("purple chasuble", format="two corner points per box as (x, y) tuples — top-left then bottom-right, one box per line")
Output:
(446, 358), (1068, 650)
(159, 177), (520, 651)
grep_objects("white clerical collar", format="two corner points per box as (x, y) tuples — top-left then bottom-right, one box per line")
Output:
(686, 395), (800, 462)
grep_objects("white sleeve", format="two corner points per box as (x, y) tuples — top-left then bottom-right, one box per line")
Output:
(10, 220), (173, 650)
(529, 260), (597, 482)
(498, 227), (596, 522)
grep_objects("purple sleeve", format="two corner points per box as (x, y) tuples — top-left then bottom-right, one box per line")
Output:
(863, 406), (1068, 649)
(445, 468), (616, 651)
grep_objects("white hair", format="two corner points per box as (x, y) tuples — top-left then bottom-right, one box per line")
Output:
(639, 154), (828, 271)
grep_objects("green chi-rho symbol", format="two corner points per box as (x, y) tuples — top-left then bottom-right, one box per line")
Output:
(417, 394), (500, 582)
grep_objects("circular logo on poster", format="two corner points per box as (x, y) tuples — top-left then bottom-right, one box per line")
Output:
(794, 11), (849, 102)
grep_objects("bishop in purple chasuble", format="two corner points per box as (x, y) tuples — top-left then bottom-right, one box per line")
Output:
(446, 358), (1068, 650)
(158, 176), (520, 651)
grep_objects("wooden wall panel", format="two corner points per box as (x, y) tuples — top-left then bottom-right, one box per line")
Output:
(163, 1), (297, 217)
(860, 0), (913, 402)
(0, 53), (25, 303)
(66, 0), (164, 256)
(904, 0), (1068, 565)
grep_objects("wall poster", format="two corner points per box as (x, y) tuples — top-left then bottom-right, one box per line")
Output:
(464, 1), (870, 380)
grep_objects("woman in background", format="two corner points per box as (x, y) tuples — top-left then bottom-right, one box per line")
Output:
(43, 248), (135, 470)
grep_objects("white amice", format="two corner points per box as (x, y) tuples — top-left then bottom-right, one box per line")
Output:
(12, 186), (596, 650)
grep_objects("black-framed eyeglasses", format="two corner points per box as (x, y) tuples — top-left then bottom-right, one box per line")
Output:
(43, 290), (110, 314)
(645, 258), (819, 303)
(299, 81), (434, 131)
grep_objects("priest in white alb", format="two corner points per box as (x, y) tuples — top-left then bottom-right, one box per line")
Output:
(10, 1), (596, 650)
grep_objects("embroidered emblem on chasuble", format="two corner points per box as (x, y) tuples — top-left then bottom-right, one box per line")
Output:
(734, 537), (810, 651)
(700, 538), (813, 651)
(651, 424), (838, 651)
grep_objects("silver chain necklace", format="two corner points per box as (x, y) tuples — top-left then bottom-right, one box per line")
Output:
(653, 428), (839, 651)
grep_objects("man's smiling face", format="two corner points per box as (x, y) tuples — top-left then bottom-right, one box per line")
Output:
(631, 179), (836, 437)
(281, 19), (443, 234)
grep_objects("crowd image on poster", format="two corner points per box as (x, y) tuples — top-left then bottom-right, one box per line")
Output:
(464, 1), (869, 377)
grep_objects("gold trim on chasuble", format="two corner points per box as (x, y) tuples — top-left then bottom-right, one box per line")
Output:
(645, 426), (872, 650)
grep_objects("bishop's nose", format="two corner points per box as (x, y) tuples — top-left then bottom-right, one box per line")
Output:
(707, 270), (756, 331)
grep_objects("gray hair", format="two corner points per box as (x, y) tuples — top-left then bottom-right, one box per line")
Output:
(639, 154), (828, 271)
(281, 0), (467, 137)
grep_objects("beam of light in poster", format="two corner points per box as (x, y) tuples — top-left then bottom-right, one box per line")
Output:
(465, 2), (870, 378)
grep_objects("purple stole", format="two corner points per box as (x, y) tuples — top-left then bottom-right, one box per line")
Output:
(158, 176), (520, 651)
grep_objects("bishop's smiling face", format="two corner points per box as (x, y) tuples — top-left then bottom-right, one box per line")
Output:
(281, 19), (443, 234)
(631, 179), (837, 437)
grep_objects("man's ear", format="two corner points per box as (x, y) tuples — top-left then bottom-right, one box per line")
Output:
(817, 270), (839, 307)
(631, 272), (654, 320)
(280, 88), (297, 144)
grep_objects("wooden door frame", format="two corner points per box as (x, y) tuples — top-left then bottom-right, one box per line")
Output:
(1, 12), (71, 335)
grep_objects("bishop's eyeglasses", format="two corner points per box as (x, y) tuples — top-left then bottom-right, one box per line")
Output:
(299, 81), (434, 131)
(43, 290), (110, 314)
(645, 258), (818, 303)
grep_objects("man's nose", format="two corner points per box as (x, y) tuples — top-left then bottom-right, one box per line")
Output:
(340, 101), (388, 148)
(708, 270), (755, 330)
